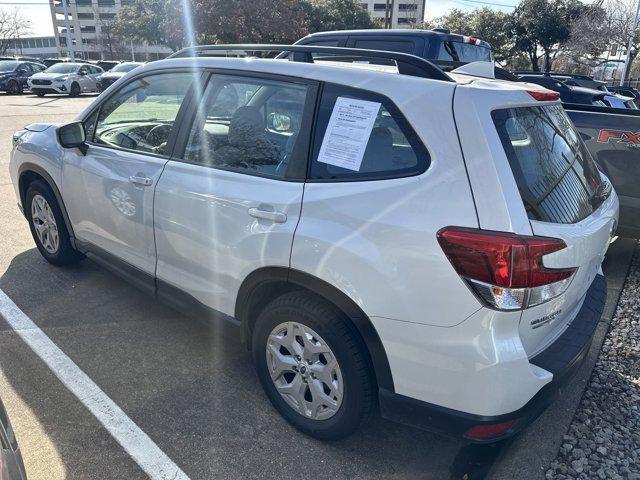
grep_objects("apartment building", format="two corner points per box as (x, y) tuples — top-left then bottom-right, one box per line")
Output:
(48, 0), (171, 61)
(360, 0), (425, 28)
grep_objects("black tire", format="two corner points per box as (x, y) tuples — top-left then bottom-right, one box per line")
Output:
(7, 80), (21, 95)
(25, 180), (82, 266)
(252, 291), (376, 440)
(36, 92), (45, 97)
(69, 82), (81, 97)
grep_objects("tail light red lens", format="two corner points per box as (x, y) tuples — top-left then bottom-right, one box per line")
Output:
(527, 90), (560, 102)
(437, 227), (577, 310)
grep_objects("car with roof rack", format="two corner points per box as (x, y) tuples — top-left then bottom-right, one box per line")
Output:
(10, 44), (617, 442)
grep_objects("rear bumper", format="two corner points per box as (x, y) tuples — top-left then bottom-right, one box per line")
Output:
(379, 274), (607, 443)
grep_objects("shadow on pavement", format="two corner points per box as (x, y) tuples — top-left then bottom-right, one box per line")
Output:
(0, 248), (483, 479)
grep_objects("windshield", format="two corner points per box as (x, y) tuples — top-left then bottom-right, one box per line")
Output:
(492, 104), (602, 224)
(437, 41), (492, 62)
(111, 63), (141, 73)
(0, 61), (18, 72)
(45, 63), (79, 74)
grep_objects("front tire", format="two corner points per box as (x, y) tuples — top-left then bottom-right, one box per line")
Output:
(25, 180), (82, 266)
(252, 291), (376, 440)
(36, 92), (45, 97)
(7, 80), (21, 95)
(69, 82), (81, 97)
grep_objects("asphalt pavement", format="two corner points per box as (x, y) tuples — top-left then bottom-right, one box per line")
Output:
(0, 93), (635, 480)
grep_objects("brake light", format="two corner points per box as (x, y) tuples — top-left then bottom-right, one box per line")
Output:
(463, 36), (481, 45)
(527, 90), (560, 102)
(437, 227), (577, 310)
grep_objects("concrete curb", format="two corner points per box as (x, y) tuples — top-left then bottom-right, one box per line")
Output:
(488, 237), (638, 480)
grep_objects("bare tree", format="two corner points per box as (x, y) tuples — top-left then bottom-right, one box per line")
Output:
(0, 7), (32, 55)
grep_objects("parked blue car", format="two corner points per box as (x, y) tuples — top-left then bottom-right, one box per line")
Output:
(0, 60), (47, 95)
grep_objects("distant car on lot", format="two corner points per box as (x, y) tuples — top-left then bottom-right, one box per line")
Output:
(518, 74), (608, 106)
(608, 85), (640, 106)
(0, 60), (46, 95)
(0, 397), (27, 480)
(294, 28), (494, 64)
(28, 62), (103, 97)
(97, 62), (143, 91)
(10, 44), (617, 443)
(95, 60), (120, 72)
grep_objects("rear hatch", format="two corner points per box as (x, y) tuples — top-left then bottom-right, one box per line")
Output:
(491, 102), (617, 356)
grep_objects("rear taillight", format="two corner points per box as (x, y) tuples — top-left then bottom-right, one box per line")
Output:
(527, 90), (560, 102)
(437, 227), (577, 310)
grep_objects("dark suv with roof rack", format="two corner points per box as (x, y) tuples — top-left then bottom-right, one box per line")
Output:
(294, 29), (493, 65)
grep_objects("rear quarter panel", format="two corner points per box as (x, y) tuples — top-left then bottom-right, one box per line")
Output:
(291, 78), (482, 327)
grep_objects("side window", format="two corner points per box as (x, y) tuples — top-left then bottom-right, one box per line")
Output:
(310, 83), (430, 181)
(183, 74), (311, 179)
(83, 109), (99, 142)
(352, 39), (416, 54)
(93, 72), (193, 155)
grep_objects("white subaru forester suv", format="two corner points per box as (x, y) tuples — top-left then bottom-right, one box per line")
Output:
(9, 45), (618, 442)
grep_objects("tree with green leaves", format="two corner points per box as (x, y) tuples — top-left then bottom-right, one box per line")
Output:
(301, 0), (378, 34)
(508, 0), (583, 71)
(114, 0), (185, 52)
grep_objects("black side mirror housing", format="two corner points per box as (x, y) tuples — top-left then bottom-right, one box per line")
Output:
(57, 121), (88, 155)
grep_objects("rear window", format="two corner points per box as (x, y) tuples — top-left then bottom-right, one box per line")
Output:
(437, 41), (492, 62)
(492, 104), (602, 224)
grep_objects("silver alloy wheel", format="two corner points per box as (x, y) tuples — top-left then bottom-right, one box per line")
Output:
(266, 322), (344, 420)
(31, 194), (59, 254)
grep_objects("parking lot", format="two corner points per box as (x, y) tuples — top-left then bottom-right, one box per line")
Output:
(0, 92), (636, 480)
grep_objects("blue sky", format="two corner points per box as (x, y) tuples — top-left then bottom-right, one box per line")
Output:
(0, 0), (520, 37)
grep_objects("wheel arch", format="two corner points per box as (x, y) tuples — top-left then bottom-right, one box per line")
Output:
(18, 163), (76, 244)
(236, 267), (395, 392)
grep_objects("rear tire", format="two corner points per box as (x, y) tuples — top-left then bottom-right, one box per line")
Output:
(252, 291), (376, 440)
(36, 92), (45, 97)
(25, 180), (82, 266)
(69, 82), (81, 97)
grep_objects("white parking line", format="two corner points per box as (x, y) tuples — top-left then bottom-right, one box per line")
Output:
(0, 289), (190, 480)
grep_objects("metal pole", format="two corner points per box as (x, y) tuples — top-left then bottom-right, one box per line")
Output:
(131, 40), (135, 61)
(61, 0), (74, 59)
(620, 0), (640, 86)
(385, 0), (390, 28)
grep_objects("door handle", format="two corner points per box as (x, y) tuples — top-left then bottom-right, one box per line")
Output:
(248, 207), (287, 223)
(129, 175), (153, 187)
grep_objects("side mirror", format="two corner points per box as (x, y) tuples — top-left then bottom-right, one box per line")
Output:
(57, 121), (88, 155)
(267, 112), (292, 132)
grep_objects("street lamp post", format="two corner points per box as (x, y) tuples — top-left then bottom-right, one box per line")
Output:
(620, 0), (640, 86)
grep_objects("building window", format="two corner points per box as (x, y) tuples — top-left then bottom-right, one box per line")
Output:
(81, 26), (96, 33)
(99, 13), (116, 20)
(398, 3), (417, 10)
(97, 0), (115, 5)
(76, 0), (92, 5)
(360, 2), (369, 8)
(76, 12), (94, 19)
(373, 3), (390, 10)
(397, 17), (416, 24)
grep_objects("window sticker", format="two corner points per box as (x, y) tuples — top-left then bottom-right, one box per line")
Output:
(316, 96), (381, 171)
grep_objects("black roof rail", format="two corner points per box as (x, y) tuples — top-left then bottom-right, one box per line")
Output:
(167, 44), (453, 83)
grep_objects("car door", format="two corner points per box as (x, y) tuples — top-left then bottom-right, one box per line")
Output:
(88, 66), (103, 91)
(16, 63), (31, 87)
(154, 72), (317, 316)
(62, 71), (196, 276)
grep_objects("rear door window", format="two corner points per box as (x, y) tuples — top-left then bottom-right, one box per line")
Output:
(310, 83), (430, 181)
(492, 104), (602, 224)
